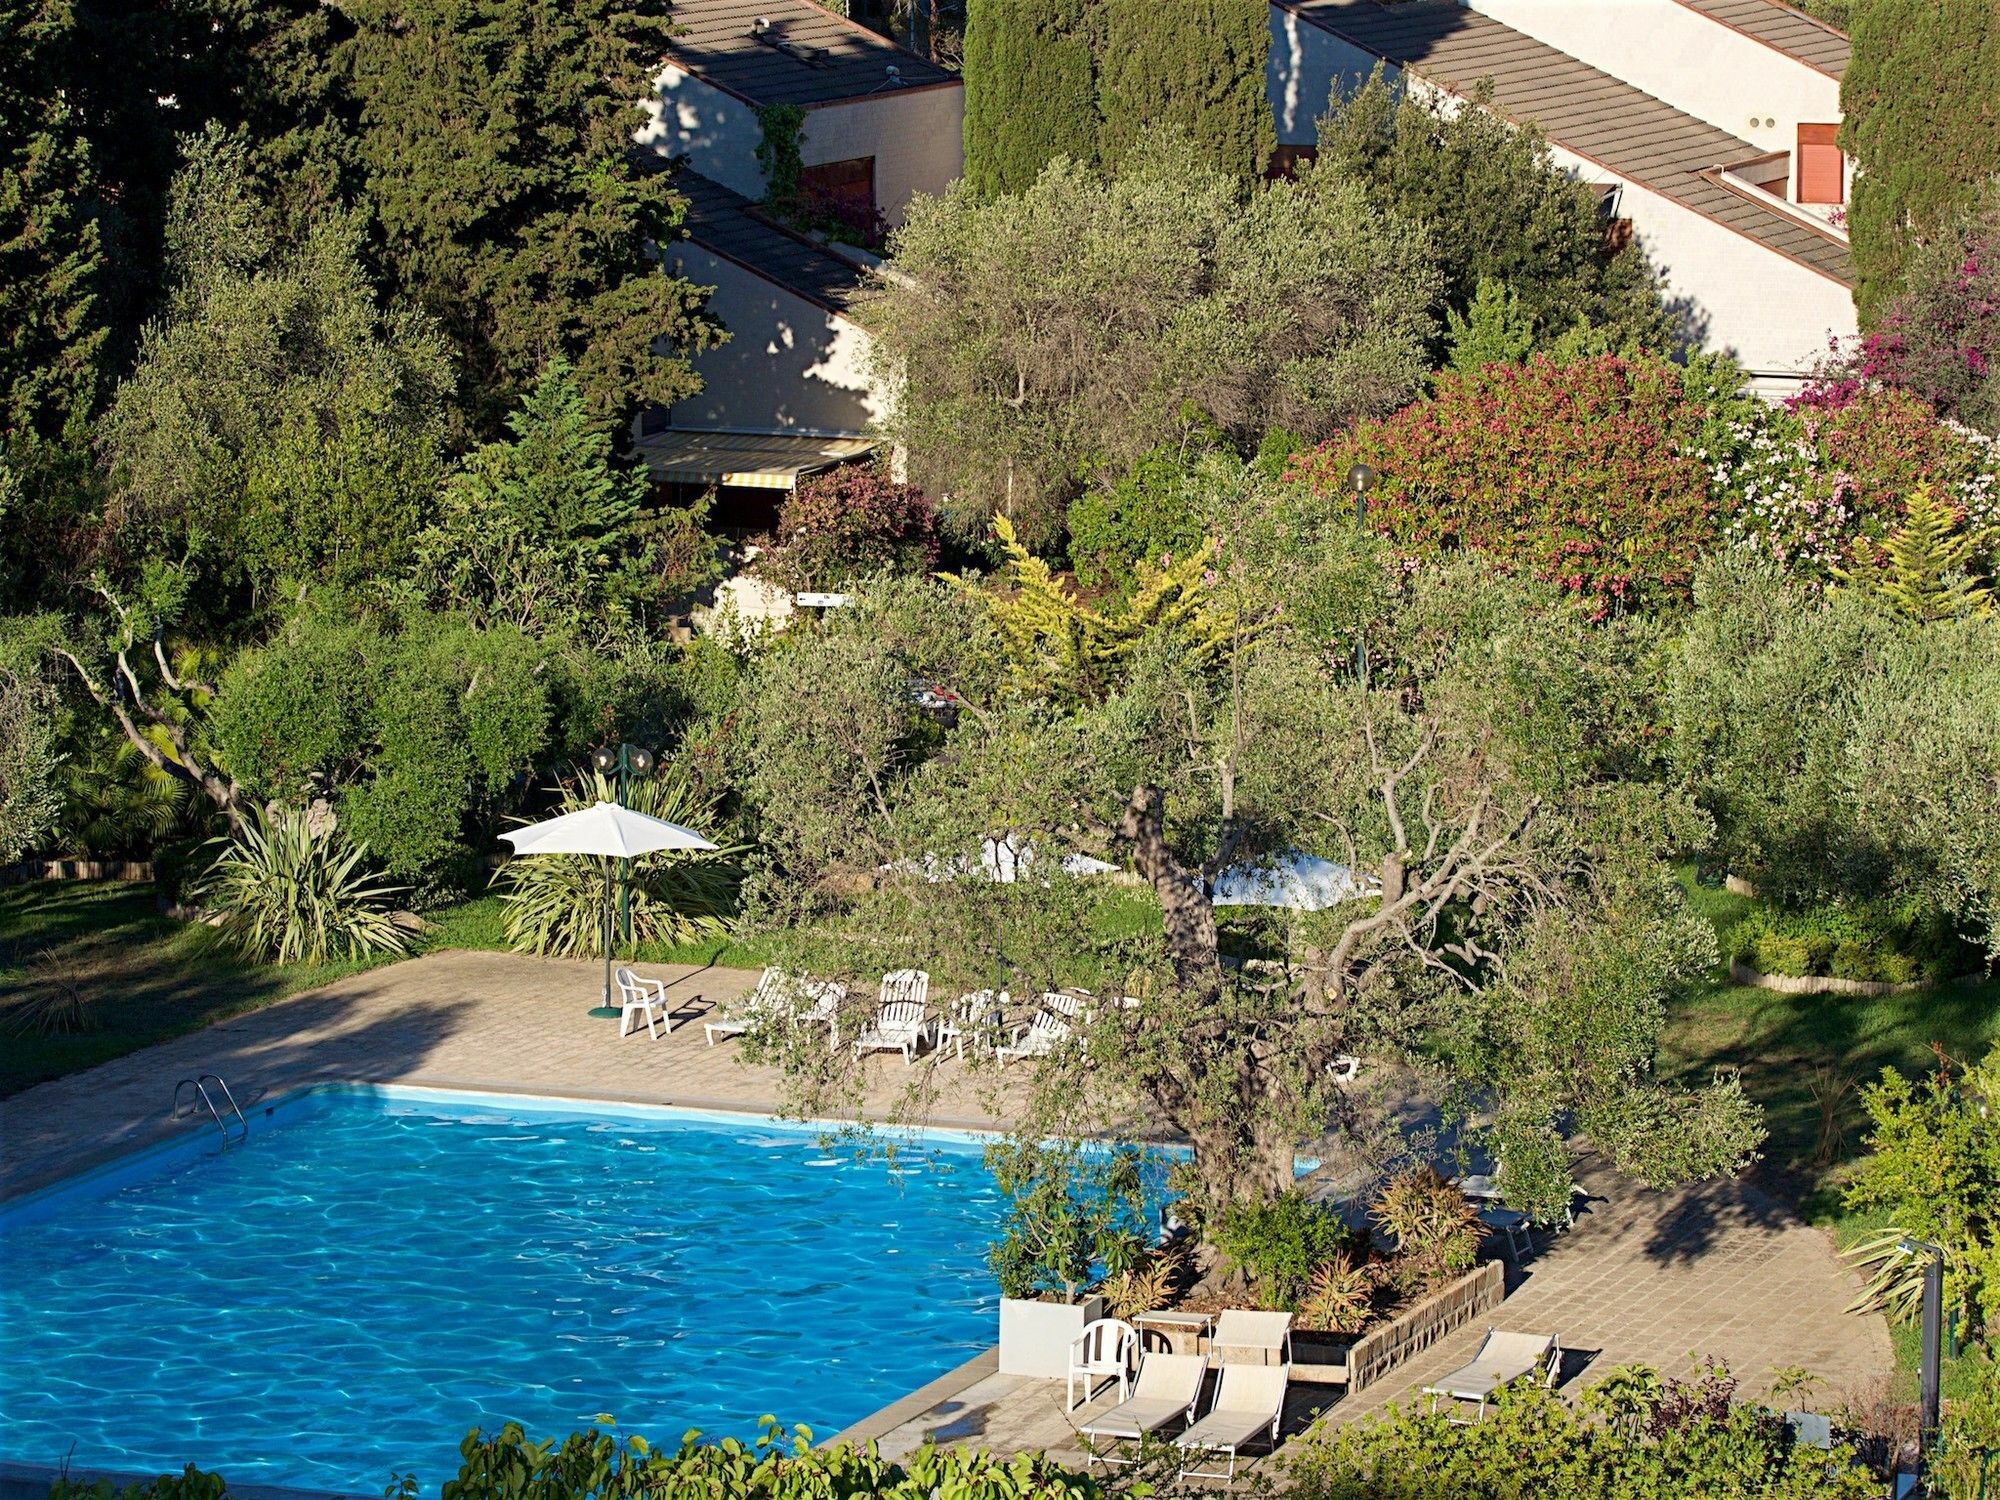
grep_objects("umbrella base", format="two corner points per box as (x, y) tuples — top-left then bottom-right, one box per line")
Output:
(587, 1005), (623, 1019)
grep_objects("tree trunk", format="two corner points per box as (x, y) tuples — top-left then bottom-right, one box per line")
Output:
(1117, 783), (1221, 996)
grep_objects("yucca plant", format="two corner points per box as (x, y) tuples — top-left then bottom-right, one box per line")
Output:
(498, 768), (741, 958)
(191, 806), (409, 965)
(2, 949), (102, 1036)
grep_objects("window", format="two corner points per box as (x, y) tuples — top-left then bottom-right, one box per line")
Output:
(798, 156), (876, 224)
(1796, 124), (1844, 205)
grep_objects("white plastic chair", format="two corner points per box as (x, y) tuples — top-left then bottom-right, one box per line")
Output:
(790, 978), (847, 1049)
(995, 1007), (1071, 1065)
(935, 990), (1008, 1060)
(614, 966), (671, 1040)
(1067, 1317), (1139, 1411)
(1327, 1054), (1361, 1085)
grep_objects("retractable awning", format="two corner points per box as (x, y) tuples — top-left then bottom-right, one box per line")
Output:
(636, 430), (877, 490)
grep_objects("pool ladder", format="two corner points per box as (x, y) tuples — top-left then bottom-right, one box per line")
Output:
(173, 1073), (249, 1147)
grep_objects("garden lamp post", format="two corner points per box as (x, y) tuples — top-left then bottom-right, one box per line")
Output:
(1347, 462), (1378, 685)
(1901, 1236), (1946, 1481)
(591, 742), (654, 948)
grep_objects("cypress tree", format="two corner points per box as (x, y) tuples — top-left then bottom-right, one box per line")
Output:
(1841, 0), (2000, 322)
(962, 0), (1100, 196)
(0, 0), (107, 438)
(1094, 0), (1273, 181)
(340, 0), (725, 439)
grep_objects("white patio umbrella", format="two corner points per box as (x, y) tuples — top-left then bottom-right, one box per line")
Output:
(498, 800), (719, 1011)
(1209, 851), (1380, 912)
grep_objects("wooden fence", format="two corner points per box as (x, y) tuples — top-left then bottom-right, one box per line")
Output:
(3, 858), (154, 885)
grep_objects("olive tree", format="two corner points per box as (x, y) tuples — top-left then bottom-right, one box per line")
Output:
(738, 467), (1760, 1215)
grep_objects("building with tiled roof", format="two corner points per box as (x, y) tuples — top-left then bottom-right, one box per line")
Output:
(1268, 0), (1858, 386)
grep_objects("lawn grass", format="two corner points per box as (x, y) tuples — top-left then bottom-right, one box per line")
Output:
(0, 881), (409, 1097)
(1662, 865), (2000, 1401)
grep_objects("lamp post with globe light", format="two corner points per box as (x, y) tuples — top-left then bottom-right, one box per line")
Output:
(591, 742), (654, 948)
(1347, 462), (1378, 685)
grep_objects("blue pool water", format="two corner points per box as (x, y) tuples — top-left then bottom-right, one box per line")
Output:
(0, 1087), (1015, 1494)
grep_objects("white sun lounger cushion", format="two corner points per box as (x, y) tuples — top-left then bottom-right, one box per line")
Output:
(1176, 1362), (1289, 1452)
(1080, 1352), (1208, 1439)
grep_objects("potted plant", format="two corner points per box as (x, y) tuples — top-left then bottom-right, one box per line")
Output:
(987, 1138), (1150, 1377)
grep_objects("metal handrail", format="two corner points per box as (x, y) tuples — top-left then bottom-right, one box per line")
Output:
(172, 1073), (248, 1145)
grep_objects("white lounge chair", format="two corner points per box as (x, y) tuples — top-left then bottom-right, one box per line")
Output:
(1078, 1351), (1208, 1466)
(1067, 1317), (1138, 1411)
(790, 978), (848, 1049)
(1211, 1308), (1293, 1366)
(1422, 1328), (1560, 1421)
(614, 966), (672, 1040)
(1176, 1362), (1289, 1481)
(1044, 988), (1093, 1019)
(854, 998), (931, 1064)
(935, 989), (1008, 1061)
(995, 1007), (1071, 1065)
(704, 967), (788, 1046)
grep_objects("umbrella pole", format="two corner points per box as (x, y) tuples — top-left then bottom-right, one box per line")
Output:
(590, 853), (620, 1019)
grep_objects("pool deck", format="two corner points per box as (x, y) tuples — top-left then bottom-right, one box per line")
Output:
(0, 947), (1893, 1473)
(0, 949), (1066, 1200)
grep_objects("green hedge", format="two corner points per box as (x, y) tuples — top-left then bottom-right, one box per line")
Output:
(1727, 898), (1979, 985)
(48, 1422), (1104, 1500)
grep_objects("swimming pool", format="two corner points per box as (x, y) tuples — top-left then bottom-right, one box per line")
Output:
(0, 1086), (1014, 1494)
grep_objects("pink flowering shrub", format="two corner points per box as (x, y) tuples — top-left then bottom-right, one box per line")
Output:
(761, 462), (940, 592)
(1796, 192), (2000, 432)
(1709, 387), (1999, 581)
(1293, 354), (1716, 616)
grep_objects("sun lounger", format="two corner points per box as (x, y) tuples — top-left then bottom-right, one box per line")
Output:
(1078, 1351), (1208, 1466)
(704, 967), (787, 1046)
(1176, 1362), (1289, 1481)
(1211, 1308), (1293, 1365)
(936, 989), (1008, 1060)
(1422, 1328), (1560, 1421)
(790, 978), (847, 1048)
(614, 966), (672, 1039)
(853, 998), (931, 1064)
(995, 1007), (1071, 1064)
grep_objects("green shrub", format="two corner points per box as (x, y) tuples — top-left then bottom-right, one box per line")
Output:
(1285, 1380), (1880, 1499)
(1829, 941), (1876, 983)
(1214, 1190), (1353, 1309)
(985, 1139), (1151, 1304)
(51, 1467), (227, 1500)
(1874, 951), (1920, 986)
(1753, 931), (1812, 978)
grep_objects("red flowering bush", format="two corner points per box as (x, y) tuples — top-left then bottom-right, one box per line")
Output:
(1293, 354), (1716, 616)
(760, 462), (940, 592)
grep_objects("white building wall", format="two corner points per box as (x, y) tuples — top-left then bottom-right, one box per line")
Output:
(665, 245), (885, 437)
(1536, 140), (1856, 379)
(1265, 3), (1854, 379)
(640, 65), (767, 201)
(1462, 0), (1842, 160)
(802, 86), (965, 225)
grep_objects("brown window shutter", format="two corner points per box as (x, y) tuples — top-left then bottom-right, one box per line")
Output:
(1797, 124), (1844, 205)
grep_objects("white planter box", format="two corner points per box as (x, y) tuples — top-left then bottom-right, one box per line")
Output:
(997, 1293), (1106, 1379)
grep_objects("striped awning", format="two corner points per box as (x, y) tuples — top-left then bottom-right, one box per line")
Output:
(636, 430), (877, 490)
